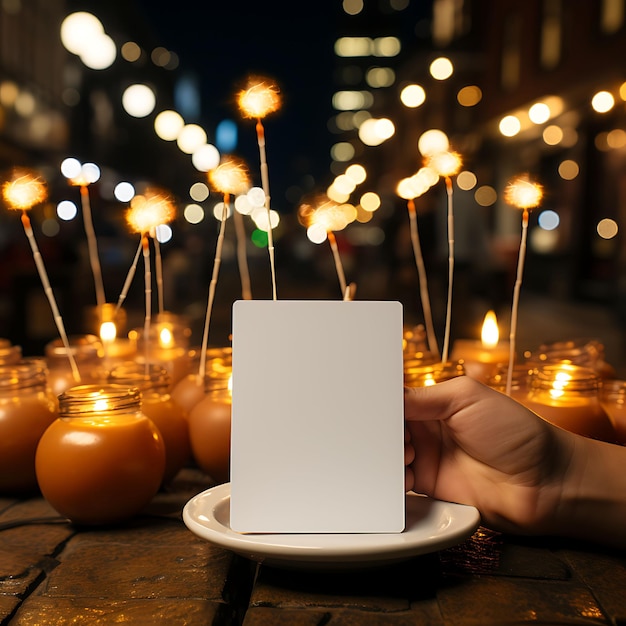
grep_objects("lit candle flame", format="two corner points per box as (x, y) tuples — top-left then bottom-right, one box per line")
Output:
(100, 321), (117, 343)
(2, 168), (48, 210)
(158, 325), (174, 349)
(550, 370), (572, 400)
(481, 310), (499, 349)
(504, 174), (543, 209)
(237, 77), (282, 119)
(208, 156), (250, 196)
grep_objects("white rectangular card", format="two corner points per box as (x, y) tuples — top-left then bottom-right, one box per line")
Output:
(229, 300), (405, 534)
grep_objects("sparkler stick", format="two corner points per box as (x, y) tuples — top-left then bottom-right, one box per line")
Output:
(298, 195), (352, 299)
(2, 168), (80, 383)
(327, 230), (347, 296)
(237, 77), (281, 300)
(406, 197), (439, 357)
(114, 238), (142, 316)
(145, 189), (176, 315)
(142, 234), (151, 376)
(504, 174), (543, 396)
(426, 151), (462, 364)
(126, 194), (167, 376)
(233, 209), (252, 300)
(68, 166), (106, 312)
(198, 157), (250, 380)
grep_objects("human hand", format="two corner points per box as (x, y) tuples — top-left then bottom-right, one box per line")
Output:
(404, 376), (575, 536)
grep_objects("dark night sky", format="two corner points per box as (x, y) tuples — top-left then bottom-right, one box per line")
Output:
(128, 0), (340, 203)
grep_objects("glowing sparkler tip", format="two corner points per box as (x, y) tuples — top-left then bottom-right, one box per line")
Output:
(504, 174), (543, 210)
(425, 150), (463, 178)
(237, 77), (282, 119)
(126, 188), (176, 234)
(208, 156), (250, 195)
(1, 168), (48, 211)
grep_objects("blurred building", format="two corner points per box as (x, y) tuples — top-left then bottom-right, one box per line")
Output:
(329, 0), (626, 331)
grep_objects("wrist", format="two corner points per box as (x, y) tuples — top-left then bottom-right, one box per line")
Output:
(553, 435), (626, 547)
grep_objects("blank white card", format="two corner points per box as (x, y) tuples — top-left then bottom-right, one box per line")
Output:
(229, 300), (405, 534)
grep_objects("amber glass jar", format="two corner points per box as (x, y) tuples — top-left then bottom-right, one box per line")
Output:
(130, 313), (193, 386)
(35, 384), (165, 525)
(0, 344), (22, 366)
(108, 362), (190, 483)
(486, 364), (532, 404)
(171, 346), (233, 415)
(599, 379), (626, 445)
(525, 338), (615, 379)
(0, 358), (58, 494)
(187, 361), (233, 484)
(45, 334), (105, 397)
(521, 364), (616, 443)
(404, 360), (465, 387)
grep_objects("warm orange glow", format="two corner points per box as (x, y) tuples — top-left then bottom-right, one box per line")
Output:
(208, 156), (250, 195)
(481, 310), (499, 349)
(298, 195), (351, 232)
(504, 174), (543, 209)
(158, 325), (174, 348)
(126, 191), (173, 234)
(237, 77), (281, 119)
(100, 321), (117, 343)
(425, 150), (462, 178)
(2, 168), (48, 211)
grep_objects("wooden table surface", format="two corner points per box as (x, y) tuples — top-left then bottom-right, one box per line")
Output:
(2, 467), (626, 625)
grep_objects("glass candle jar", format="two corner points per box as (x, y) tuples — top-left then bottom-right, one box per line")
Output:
(171, 346), (233, 415)
(130, 313), (193, 386)
(0, 343), (22, 366)
(521, 364), (616, 443)
(108, 362), (190, 483)
(599, 379), (626, 445)
(188, 363), (233, 484)
(486, 364), (532, 404)
(0, 358), (59, 494)
(404, 360), (465, 387)
(525, 338), (615, 379)
(45, 334), (105, 397)
(35, 384), (165, 525)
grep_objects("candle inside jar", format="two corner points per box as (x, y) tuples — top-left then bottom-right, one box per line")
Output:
(450, 311), (510, 382)
(521, 365), (616, 443)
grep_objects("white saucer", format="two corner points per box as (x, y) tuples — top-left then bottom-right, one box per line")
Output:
(182, 483), (481, 569)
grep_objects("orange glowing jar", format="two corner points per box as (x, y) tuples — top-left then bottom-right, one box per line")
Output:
(404, 360), (465, 387)
(188, 364), (232, 484)
(108, 362), (190, 483)
(0, 359), (58, 494)
(35, 384), (165, 525)
(521, 364), (616, 443)
(44, 334), (106, 397)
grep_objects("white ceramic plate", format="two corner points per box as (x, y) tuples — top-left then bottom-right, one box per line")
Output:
(183, 483), (481, 569)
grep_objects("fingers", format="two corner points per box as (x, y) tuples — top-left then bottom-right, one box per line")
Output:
(404, 376), (487, 421)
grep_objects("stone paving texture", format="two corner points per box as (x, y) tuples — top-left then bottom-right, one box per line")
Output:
(1, 469), (625, 625)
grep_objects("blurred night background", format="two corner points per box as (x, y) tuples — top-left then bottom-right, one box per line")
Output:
(2, 0), (626, 373)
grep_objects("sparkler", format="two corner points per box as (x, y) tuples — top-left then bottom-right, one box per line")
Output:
(396, 170), (439, 357)
(67, 162), (106, 313)
(504, 174), (543, 396)
(425, 150), (462, 364)
(143, 188), (176, 316)
(198, 157), (250, 380)
(2, 168), (81, 383)
(298, 196), (351, 299)
(237, 76), (281, 300)
(125, 194), (166, 375)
